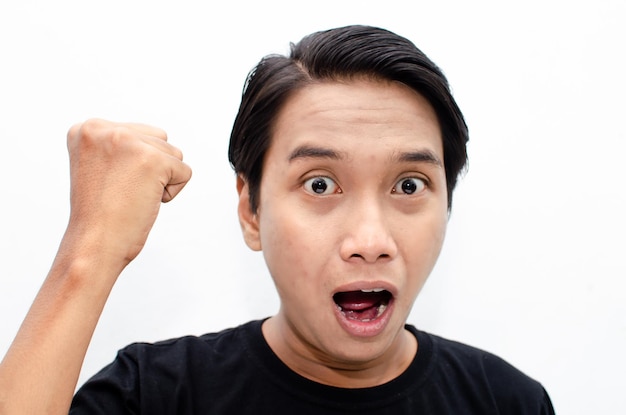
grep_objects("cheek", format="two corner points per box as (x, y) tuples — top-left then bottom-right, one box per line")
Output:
(430, 213), (448, 249)
(258, 206), (332, 287)
(425, 212), (447, 255)
(401, 211), (448, 270)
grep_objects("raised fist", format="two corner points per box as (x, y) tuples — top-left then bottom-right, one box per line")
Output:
(64, 118), (192, 266)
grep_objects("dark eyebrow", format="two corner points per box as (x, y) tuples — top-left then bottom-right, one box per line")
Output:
(288, 145), (442, 167)
(395, 150), (443, 167)
(288, 145), (345, 162)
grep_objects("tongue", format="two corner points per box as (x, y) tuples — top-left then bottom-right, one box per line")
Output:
(334, 291), (383, 311)
(333, 291), (389, 321)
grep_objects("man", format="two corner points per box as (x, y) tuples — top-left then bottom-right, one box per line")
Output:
(0, 25), (554, 414)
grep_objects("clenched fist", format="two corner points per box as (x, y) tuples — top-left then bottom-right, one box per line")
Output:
(0, 119), (193, 414)
(64, 118), (192, 268)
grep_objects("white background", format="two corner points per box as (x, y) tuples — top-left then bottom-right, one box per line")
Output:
(1, 1), (625, 413)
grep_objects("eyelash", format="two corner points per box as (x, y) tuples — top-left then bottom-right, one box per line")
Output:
(303, 176), (341, 195)
(391, 176), (428, 195)
(302, 175), (429, 196)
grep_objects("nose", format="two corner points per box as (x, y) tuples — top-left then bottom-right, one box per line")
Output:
(339, 200), (398, 263)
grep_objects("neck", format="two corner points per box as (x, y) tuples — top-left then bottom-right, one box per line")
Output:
(261, 315), (417, 388)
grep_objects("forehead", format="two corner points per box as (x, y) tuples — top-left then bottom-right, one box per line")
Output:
(268, 78), (443, 161)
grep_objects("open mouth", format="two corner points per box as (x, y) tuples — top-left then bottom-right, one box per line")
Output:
(333, 289), (392, 322)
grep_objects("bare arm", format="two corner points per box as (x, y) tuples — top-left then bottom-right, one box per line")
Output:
(0, 119), (192, 414)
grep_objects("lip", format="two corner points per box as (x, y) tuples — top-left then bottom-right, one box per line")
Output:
(332, 281), (397, 338)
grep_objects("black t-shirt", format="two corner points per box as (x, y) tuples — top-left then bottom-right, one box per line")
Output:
(70, 319), (555, 414)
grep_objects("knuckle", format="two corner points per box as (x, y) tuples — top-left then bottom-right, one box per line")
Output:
(67, 119), (101, 145)
(67, 123), (82, 140)
(78, 118), (108, 138)
(67, 118), (138, 157)
(108, 125), (130, 145)
(170, 145), (184, 160)
(68, 118), (108, 148)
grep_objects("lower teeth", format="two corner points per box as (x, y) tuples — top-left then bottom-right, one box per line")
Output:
(339, 303), (387, 321)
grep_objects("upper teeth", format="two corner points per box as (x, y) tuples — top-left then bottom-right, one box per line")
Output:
(360, 288), (384, 293)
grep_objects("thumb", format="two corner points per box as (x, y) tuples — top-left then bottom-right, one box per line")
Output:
(162, 158), (192, 203)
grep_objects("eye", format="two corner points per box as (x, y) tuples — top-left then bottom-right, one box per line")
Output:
(303, 176), (340, 195)
(392, 177), (426, 195)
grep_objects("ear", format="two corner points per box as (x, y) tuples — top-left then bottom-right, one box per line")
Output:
(236, 175), (262, 251)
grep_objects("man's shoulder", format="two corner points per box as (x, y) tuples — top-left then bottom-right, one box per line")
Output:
(71, 320), (268, 413)
(425, 330), (540, 386)
(117, 319), (263, 366)
(407, 325), (554, 414)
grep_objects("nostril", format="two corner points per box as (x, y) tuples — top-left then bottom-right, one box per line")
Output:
(348, 253), (391, 261)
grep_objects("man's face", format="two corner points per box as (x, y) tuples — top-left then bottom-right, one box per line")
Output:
(238, 77), (448, 378)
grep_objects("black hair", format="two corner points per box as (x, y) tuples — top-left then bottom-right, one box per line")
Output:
(228, 25), (468, 212)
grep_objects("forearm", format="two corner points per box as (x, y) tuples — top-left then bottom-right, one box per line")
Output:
(0, 119), (190, 414)
(0, 234), (125, 415)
